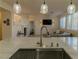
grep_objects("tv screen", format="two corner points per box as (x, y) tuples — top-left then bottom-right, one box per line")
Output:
(43, 19), (52, 25)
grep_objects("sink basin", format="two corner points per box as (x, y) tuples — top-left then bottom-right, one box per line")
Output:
(9, 48), (71, 59)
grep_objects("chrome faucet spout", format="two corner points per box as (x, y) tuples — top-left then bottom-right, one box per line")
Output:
(40, 26), (49, 47)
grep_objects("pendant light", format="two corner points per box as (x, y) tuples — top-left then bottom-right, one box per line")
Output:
(13, 0), (21, 14)
(40, 0), (48, 14)
(67, 0), (76, 14)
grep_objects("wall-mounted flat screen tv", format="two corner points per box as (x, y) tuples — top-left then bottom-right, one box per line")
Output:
(43, 19), (52, 25)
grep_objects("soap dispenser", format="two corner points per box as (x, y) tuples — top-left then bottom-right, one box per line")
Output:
(56, 43), (59, 47)
(51, 42), (53, 47)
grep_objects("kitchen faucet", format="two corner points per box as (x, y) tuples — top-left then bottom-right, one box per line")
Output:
(39, 26), (49, 47)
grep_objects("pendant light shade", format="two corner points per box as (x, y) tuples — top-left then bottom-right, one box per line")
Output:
(40, 0), (48, 14)
(13, 1), (21, 14)
(67, 0), (76, 14)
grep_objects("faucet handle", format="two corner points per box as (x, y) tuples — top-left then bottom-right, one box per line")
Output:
(51, 42), (53, 47)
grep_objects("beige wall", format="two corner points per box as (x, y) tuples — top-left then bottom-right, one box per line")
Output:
(0, 7), (12, 40)
(3, 9), (12, 40)
(12, 14), (60, 38)
(34, 17), (59, 35)
(0, 0), (12, 40)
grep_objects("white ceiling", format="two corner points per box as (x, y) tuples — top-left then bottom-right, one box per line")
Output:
(2, 0), (78, 17)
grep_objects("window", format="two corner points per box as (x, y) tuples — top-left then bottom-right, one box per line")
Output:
(60, 16), (66, 28)
(71, 12), (78, 30)
(67, 12), (78, 30)
(60, 12), (78, 30)
(66, 15), (72, 29)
